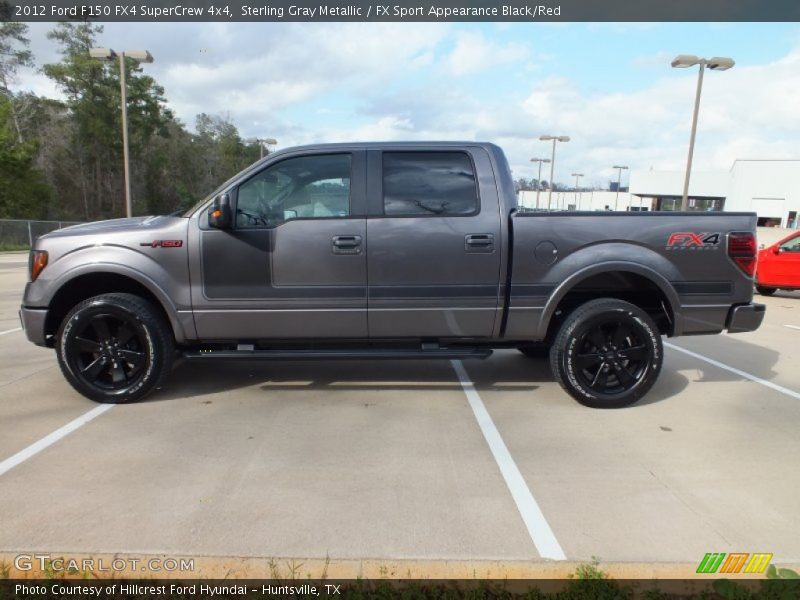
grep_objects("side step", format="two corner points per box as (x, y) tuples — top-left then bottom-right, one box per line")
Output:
(182, 347), (493, 361)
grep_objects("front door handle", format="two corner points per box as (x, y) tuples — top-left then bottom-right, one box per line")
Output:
(332, 235), (362, 248)
(332, 235), (362, 254)
(465, 233), (494, 252)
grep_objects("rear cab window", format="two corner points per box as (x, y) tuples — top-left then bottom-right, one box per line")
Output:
(382, 152), (479, 217)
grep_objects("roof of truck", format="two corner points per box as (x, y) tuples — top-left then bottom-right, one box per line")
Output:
(267, 140), (502, 156)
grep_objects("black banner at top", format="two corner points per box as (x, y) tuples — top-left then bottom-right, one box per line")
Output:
(4, 0), (800, 22)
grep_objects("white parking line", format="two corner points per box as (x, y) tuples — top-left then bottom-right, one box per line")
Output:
(664, 342), (800, 400)
(451, 359), (566, 560)
(0, 404), (115, 477)
(0, 327), (22, 336)
(785, 325), (800, 331)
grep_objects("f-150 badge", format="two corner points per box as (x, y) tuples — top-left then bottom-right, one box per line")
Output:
(139, 240), (183, 248)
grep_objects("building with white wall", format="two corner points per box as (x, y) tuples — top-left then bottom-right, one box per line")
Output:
(518, 159), (800, 228)
(518, 189), (653, 212)
(630, 159), (800, 227)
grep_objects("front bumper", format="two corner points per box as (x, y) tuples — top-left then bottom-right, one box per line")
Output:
(19, 306), (48, 346)
(726, 302), (766, 334)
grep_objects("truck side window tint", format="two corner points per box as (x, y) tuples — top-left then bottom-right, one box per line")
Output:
(236, 153), (351, 228)
(383, 152), (478, 216)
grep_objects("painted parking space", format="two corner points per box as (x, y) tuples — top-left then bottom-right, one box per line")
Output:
(2, 255), (799, 568)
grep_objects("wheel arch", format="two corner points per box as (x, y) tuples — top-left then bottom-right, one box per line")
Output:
(537, 261), (681, 340)
(44, 266), (187, 346)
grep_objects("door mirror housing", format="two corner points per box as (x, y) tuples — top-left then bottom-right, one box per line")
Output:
(208, 193), (232, 229)
(773, 246), (782, 255)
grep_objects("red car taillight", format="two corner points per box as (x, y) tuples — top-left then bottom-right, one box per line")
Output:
(727, 232), (756, 277)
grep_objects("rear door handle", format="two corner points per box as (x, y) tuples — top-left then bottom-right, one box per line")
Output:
(465, 233), (494, 252)
(332, 235), (362, 254)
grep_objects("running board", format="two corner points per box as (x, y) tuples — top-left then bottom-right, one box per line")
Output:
(182, 347), (493, 361)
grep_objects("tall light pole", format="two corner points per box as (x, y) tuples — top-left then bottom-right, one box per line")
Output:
(89, 48), (154, 219)
(671, 54), (734, 211)
(539, 135), (569, 210)
(612, 165), (628, 211)
(530, 157), (550, 210)
(246, 137), (278, 160)
(572, 173), (583, 210)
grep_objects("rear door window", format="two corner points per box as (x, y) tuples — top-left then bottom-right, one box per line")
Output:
(382, 152), (479, 217)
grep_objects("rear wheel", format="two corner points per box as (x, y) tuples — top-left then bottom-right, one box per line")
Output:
(550, 298), (662, 408)
(756, 285), (776, 296)
(56, 293), (174, 403)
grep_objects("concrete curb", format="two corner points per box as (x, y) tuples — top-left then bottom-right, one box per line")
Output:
(2, 552), (798, 580)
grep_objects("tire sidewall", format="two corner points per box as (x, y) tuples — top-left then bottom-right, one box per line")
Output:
(557, 303), (662, 408)
(58, 298), (159, 403)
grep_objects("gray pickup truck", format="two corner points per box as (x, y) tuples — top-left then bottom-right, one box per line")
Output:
(20, 142), (764, 408)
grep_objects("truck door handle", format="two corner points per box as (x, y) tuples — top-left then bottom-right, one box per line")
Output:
(332, 235), (362, 254)
(332, 235), (362, 248)
(465, 234), (494, 252)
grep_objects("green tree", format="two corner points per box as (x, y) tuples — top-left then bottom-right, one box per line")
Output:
(0, 95), (51, 218)
(43, 22), (173, 219)
(0, 22), (34, 143)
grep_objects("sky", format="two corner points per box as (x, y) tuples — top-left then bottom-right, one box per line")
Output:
(12, 21), (800, 189)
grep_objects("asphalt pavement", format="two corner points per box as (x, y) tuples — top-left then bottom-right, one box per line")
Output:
(1, 251), (798, 576)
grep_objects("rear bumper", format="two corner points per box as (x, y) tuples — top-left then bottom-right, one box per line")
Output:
(726, 302), (765, 334)
(19, 306), (48, 346)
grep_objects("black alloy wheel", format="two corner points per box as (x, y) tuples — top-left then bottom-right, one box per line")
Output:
(57, 294), (174, 403)
(550, 298), (663, 408)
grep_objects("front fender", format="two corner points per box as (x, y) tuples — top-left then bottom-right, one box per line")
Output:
(24, 244), (193, 343)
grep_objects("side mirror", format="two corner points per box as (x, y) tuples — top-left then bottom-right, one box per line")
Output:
(208, 193), (232, 229)
(773, 246), (782, 255)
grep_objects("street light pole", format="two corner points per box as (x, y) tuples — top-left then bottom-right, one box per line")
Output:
(118, 52), (132, 220)
(530, 158), (550, 210)
(613, 165), (628, 211)
(89, 48), (153, 218)
(572, 173), (583, 210)
(539, 135), (569, 210)
(671, 54), (735, 211)
(246, 137), (278, 160)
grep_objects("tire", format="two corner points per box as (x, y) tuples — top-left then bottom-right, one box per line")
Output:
(549, 298), (663, 409)
(518, 343), (551, 358)
(756, 286), (776, 296)
(56, 293), (174, 403)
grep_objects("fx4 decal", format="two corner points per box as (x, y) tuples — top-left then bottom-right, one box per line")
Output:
(139, 240), (183, 248)
(666, 232), (721, 251)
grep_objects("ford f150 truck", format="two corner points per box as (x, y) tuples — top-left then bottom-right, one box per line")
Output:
(20, 142), (765, 408)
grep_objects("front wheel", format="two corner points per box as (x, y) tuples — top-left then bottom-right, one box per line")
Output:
(550, 298), (663, 408)
(56, 293), (174, 403)
(756, 286), (776, 296)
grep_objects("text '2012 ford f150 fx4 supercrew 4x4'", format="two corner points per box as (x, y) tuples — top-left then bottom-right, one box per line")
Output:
(20, 142), (765, 408)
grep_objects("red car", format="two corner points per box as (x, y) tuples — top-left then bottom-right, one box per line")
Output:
(756, 231), (800, 295)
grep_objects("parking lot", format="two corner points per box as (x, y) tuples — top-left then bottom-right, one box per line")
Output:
(1, 249), (799, 576)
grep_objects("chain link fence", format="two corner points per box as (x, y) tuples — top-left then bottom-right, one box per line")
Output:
(0, 219), (84, 250)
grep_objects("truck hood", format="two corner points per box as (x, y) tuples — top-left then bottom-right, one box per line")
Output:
(42, 215), (184, 239)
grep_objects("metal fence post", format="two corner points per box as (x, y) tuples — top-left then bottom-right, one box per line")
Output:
(27, 221), (33, 247)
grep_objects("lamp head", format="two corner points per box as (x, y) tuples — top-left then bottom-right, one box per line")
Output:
(89, 47), (116, 60)
(671, 54), (700, 68)
(707, 56), (734, 71)
(125, 50), (154, 63)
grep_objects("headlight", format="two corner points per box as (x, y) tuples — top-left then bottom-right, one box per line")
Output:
(30, 250), (48, 281)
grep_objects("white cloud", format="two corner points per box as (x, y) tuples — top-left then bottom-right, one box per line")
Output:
(9, 22), (800, 189)
(444, 30), (529, 76)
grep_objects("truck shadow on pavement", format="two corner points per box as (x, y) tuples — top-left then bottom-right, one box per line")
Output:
(150, 349), (693, 407)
